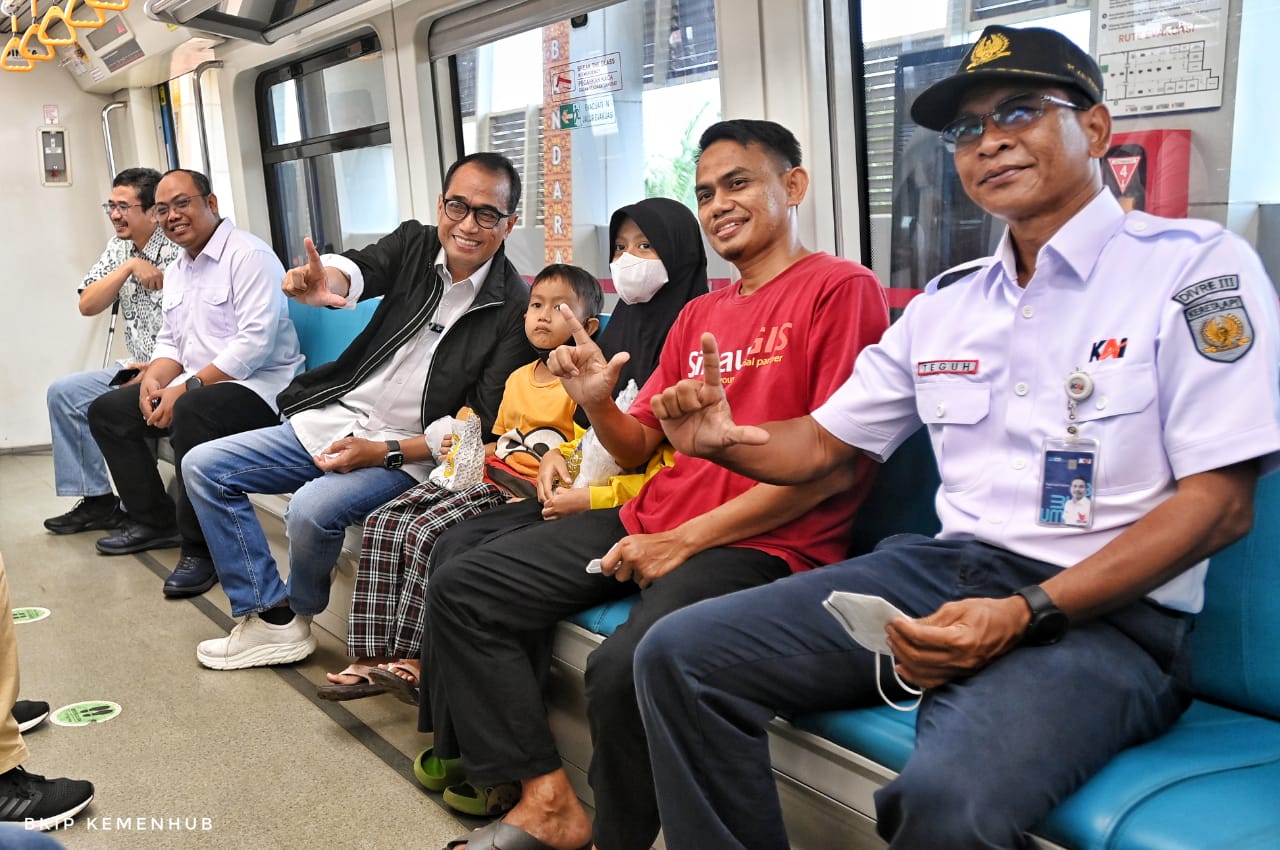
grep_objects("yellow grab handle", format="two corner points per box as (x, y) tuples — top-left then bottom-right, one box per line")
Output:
(38, 5), (78, 46)
(63, 0), (107, 29)
(84, 0), (129, 11)
(18, 23), (56, 60)
(2, 32), (36, 71)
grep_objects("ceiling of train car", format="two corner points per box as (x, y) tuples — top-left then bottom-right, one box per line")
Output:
(144, 0), (367, 43)
(0, 0), (350, 42)
(1, 0), (27, 33)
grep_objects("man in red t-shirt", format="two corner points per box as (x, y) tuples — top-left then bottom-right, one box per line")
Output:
(422, 119), (889, 850)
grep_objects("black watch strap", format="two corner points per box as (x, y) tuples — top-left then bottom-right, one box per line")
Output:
(1014, 584), (1069, 646)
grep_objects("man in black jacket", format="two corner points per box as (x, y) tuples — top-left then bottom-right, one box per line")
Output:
(183, 152), (531, 670)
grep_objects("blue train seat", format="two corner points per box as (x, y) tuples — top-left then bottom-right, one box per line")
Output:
(287, 297), (382, 368)
(567, 429), (1280, 849)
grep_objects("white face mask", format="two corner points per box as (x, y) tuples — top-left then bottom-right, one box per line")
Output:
(609, 252), (669, 305)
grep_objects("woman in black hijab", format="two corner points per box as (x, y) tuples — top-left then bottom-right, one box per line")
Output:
(597, 196), (708, 395)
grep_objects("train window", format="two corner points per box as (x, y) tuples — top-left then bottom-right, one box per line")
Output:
(855, 0), (1278, 297)
(257, 33), (396, 267)
(196, 65), (239, 226)
(169, 73), (207, 174)
(431, 0), (722, 281)
(159, 64), (239, 224)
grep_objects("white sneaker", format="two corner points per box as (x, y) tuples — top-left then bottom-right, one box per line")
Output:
(196, 614), (317, 670)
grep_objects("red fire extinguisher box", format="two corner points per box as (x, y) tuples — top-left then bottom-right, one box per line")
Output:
(1103, 129), (1191, 218)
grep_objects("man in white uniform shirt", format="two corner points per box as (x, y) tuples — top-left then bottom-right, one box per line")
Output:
(635, 26), (1280, 850)
(184, 152), (530, 670)
(88, 169), (304, 598)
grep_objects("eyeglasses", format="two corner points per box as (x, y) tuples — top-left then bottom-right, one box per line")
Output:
(150, 194), (209, 220)
(442, 198), (511, 230)
(102, 202), (143, 215)
(941, 94), (1087, 152)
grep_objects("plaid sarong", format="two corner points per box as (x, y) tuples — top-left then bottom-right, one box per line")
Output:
(348, 480), (508, 658)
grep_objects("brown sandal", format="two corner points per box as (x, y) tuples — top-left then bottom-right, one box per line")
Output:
(316, 664), (388, 701)
(366, 662), (420, 705)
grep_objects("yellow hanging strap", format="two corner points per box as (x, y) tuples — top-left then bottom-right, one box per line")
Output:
(39, 2), (79, 46)
(84, 0), (128, 12)
(2, 14), (35, 71)
(19, 0), (56, 61)
(64, 0), (106, 30)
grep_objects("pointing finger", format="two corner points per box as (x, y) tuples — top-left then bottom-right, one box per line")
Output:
(304, 236), (323, 275)
(699, 333), (724, 389)
(557, 304), (598, 347)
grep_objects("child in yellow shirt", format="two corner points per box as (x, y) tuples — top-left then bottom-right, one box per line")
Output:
(322, 264), (601, 700)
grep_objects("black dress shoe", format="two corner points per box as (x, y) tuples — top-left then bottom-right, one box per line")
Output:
(163, 554), (219, 598)
(95, 521), (182, 555)
(44, 496), (127, 535)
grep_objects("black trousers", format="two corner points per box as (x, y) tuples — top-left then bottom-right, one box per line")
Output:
(428, 498), (547, 570)
(86, 383), (280, 558)
(421, 507), (790, 850)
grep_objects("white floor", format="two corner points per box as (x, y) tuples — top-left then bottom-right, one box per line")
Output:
(2, 450), (476, 849)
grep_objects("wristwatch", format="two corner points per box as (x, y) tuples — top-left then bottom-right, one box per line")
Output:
(383, 439), (405, 470)
(1014, 585), (1069, 646)
(185, 375), (204, 392)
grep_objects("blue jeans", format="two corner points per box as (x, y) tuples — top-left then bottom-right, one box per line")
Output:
(182, 422), (415, 617)
(47, 368), (116, 498)
(634, 535), (1193, 850)
(0, 824), (67, 847)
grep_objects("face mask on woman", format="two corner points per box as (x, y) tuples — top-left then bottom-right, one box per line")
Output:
(609, 252), (669, 305)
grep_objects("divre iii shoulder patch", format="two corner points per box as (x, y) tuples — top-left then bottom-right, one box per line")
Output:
(1173, 276), (1253, 363)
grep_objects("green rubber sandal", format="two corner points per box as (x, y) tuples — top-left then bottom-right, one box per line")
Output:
(442, 780), (521, 817)
(413, 746), (465, 792)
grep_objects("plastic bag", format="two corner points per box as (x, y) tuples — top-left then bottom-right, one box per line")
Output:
(429, 414), (485, 491)
(572, 379), (638, 488)
(423, 415), (457, 463)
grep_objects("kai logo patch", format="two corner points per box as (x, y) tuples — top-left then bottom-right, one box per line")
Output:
(967, 32), (1012, 70)
(1089, 338), (1128, 362)
(1173, 276), (1254, 362)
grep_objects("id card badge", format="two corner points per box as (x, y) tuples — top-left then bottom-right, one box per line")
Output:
(1038, 437), (1099, 529)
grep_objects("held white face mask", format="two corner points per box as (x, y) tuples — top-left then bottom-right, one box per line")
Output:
(609, 252), (669, 305)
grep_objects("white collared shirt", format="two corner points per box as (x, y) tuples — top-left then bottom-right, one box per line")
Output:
(814, 191), (1280, 612)
(288, 249), (494, 481)
(150, 219), (304, 411)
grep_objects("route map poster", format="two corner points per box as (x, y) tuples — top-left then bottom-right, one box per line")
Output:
(1097, 0), (1227, 116)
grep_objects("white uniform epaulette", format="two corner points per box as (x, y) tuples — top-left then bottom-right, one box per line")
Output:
(924, 256), (997, 295)
(1123, 211), (1223, 241)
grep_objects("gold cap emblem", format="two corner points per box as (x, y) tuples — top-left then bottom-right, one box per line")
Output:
(967, 32), (1012, 70)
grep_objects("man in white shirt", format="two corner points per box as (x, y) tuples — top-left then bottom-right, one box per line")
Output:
(635, 25), (1280, 850)
(44, 168), (180, 535)
(1063, 477), (1092, 527)
(87, 169), (304, 599)
(183, 152), (531, 670)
